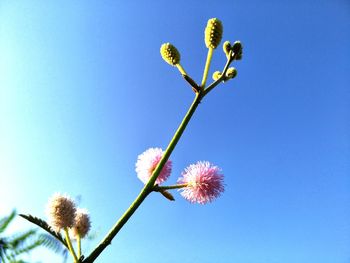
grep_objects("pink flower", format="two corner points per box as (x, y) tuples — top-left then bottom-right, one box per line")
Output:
(46, 193), (77, 231)
(71, 208), (91, 239)
(178, 161), (224, 204)
(135, 148), (172, 185)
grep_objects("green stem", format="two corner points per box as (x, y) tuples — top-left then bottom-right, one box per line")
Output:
(201, 48), (214, 88)
(176, 64), (187, 76)
(153, 184), (188, 191)
(83, 92), (203, 263)
(77, 235), (82, 259)
(64, 228), (78, 263)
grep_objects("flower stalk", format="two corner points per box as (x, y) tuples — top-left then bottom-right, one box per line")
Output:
(201, 48), (214, 88)
(176, 64), (187, 76)
(83, 91), (203, 263)
(77, 235), (82, 259)
(64, 228), (78, 263)
(83, 21), (241, 261)
(153, 184), (188, 191)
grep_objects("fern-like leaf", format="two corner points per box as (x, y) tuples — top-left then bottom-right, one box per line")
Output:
(9, 238), (43, 257)
(19, 214), (68, 250)
(0, 211), (16, 234)
(38, 233), (67, 255)
(9, 230), (37, 249)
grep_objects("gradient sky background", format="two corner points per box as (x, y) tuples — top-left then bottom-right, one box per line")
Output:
(0, 1), (349, 263)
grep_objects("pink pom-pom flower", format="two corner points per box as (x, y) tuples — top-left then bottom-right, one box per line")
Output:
(46, 193), (77, 231)
(178, 161), (224, 204)
(135, 148), (172, 185)
(71, 208), (91, 239)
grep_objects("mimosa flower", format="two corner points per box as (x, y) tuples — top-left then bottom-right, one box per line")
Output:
(71, 208), (91, 239)
(178, 161), (224, 204)
(46, 193), (76, 231)
(135, 148), (172, 184)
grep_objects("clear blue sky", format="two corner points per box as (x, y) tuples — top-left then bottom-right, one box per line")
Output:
(0, 1), (349, 263)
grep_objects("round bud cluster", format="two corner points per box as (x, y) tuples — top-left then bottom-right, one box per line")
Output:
(225, 67), (237, 79)
(160, 43), (180, 66)
(212, 68), (237, 82)
(212, 71), (222, 81)
(205, 18), (223, 49)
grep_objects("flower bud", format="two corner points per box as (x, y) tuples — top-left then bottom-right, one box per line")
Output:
(212, 71), (222, 81)
(232, 41), (243, 56)
(235, 52), (243, 60)
(160, 43), (180, 66)
(225, 67), (237, 79)
(205, 18), (223, 49)
(223, 41), (231, 57)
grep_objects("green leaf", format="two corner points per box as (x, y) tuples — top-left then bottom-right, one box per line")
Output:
(19, 214), (68, 250)
(9, 238), (43, 257)
(0, 211), (16, 234)
(10, 230), (37, 249)
(38, 233), (67, 254)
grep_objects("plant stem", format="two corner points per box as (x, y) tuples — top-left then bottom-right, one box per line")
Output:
(77, 235), (82, 259)
(182, 74), (200, 92)
(64, 228), (78, 263)
(201, 48), (214, 88)
(153, 184), (188, 191)
(176, 64), (187, 76)
(83, 91), (203, 263)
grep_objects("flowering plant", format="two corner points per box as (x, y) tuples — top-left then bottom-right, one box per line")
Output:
(21, 18), (243, 262)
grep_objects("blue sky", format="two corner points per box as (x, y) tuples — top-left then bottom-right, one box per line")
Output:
(0, 1), (349, 263)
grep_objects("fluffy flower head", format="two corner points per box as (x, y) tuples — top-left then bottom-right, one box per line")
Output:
(135, 148), (172, 185)
(71, 208), (91, 239)
(46, 193), (76, 231)
(178, 161), (224, 204)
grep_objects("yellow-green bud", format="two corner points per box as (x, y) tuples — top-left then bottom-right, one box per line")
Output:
(212, 71), (222, 81)
(223, 41), (231, 57)
(160, 43), (180, 66)
(225, 67), (237, 79)
(205, 18), (223, 49)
